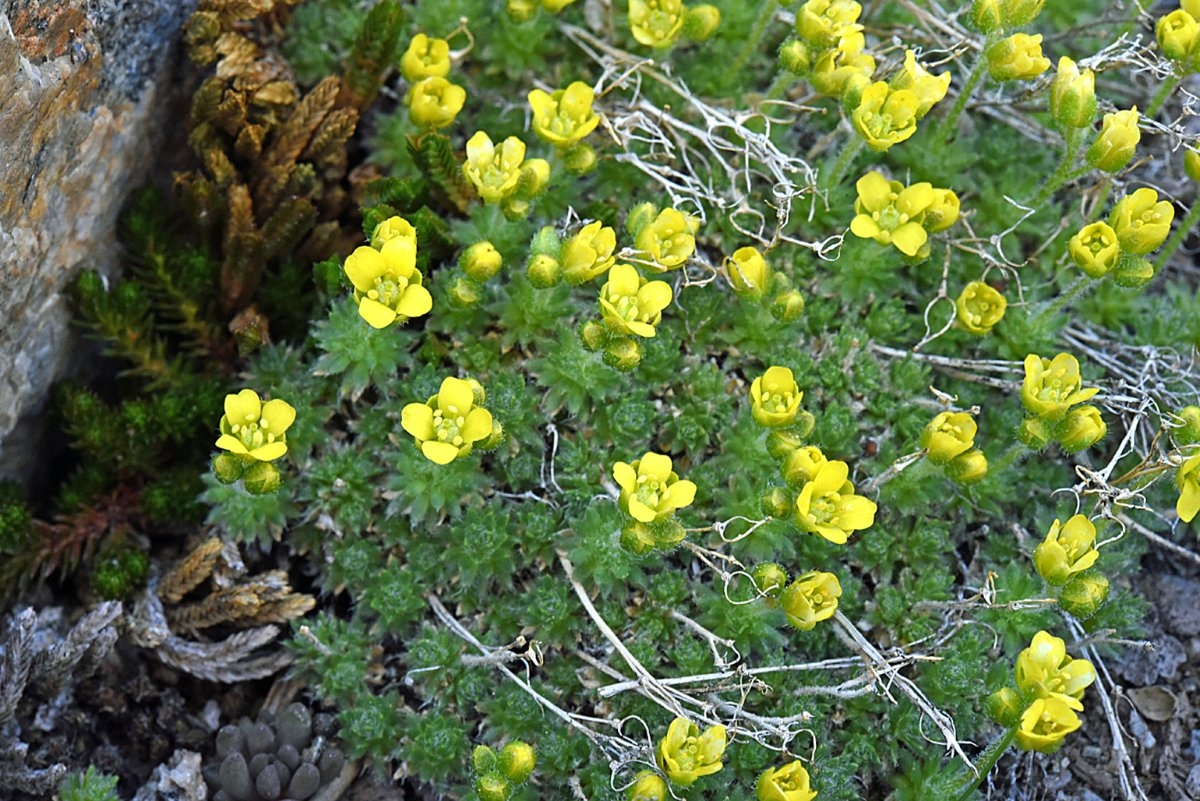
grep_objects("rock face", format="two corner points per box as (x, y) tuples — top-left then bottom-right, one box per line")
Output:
(0, 0), (195, 482)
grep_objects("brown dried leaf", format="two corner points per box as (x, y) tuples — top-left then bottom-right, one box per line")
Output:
(254, 80), (298, 107)
(302, 107), (358, 168)
(153, 626), (291, 683)
(264, 75), (339, 169)
(157, 538), (223, 604)
(235, 123), (266, 160)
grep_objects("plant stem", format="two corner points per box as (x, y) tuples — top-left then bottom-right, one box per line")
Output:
(1153, 189), (1200, 276)
(990, 441), (1030, 476)
(951, 728), (1018, 801)
(1028, 127), (1084, 209)
(822, 136), (866, 190)
(937, 44), (990, 144)
(1032, 274), (1094, 328)
(732, 0), (780, 76)
(1144, 72), (1182, 119)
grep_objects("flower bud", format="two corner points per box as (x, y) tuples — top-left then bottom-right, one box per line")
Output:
(783, 445), (829, 486)
(625, 202), (658, 238)
(603, 336), (642, 371)
(1049, 57), (1096, 130)
(461, 241), (504, 282)
(1157, 9), (1200, 65)
(751, 563), (789, 599)
(760, 488), (794, 519)
(212, 453), (248, 484)
(986, 33), (1050, 82)
(526, 254), (562, 288)
(780, 571), (841, 631)
(771, 289), (806, 322)
(986, 687), (1024, 727)
(483, 421), (505, 450)
(620, 520), (656, 554)
(1185, 147), (1200, 183)
(475, 771), (511, 801)
(955, 281), (1006, 335)
(626, 770), (668, 801)
(499, 741), (536, 783)
(1002, 0), (1045, 28)
(725, 246), (772, 300)
(779, 39), (812, 76)
(944, 449), (989, 484)
(1086, 108), (1140, 173)
(1068, 222), (1120, 279)
(653, 518), (686, 548)
(506, 0), (538, 22)
(683, 4), (721, 41)
(1109, 255), (1155, 289)
(407, 77), (466, 129)
(1018, 417), (1052, 449)
(473, 745), (499, 773)
(1057, 405), (1106, 452)
(1059, 572), (1110, 618)
(579, 320), (610, 351)
(400, 34), (451, 82)
(920, 412), (977, 465)
(1172, 405), (1200, 446)
(517, 158), (552, 198)
(1033, 514), (1098, 586)
(371, 215), (417, 249)
(1110, 188), (1174, 255)
(448, 276), (482, 307)
(766, 429), (807, 460)
(561, 141), (597, 174)
(242, 461), (282, 495)
(967, 0), (1003, 33)
(922, 187), (961, 233)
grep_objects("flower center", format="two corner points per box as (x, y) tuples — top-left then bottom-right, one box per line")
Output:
(614, 295), (644, 322)
(368, 274), (410, 309)
(432, 409), (467, 448)
(763, 390), (796, 413)
(635, 475), (664, 510)
(229, 417), (279, 451)
(877, 205), (906, 231)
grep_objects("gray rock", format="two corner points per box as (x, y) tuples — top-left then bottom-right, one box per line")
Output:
(0, 0), (195, 484)
(1153, 575), (1200, 637)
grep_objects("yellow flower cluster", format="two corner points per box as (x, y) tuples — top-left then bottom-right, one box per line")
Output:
(632, 205), (699, 271)
(401, 376), (499, 465)
(986, 33), (1050, 81)
(655, 717), (726, 786)
(628, 0), (720, 50)
(402, 34), (466, 130)
(850, 171), (959, 259)
(968, 0), (1045, 34)
(782, 1), (874, 100)
(1157, 1), (1200, 73)
(1018, 353), (1106, 453)
(1011, 631), (1097, 752)
(850, 50), (949, 151)
(343, 216), (433, 329)
(613, 451), (697, 553)
(790, 454), (877, 545)
(1069, 188), (1174, 288)
(955, 281), (1007, 335)
(213, 389), (296, 494)
(462, 131), (551, 217)
(919, 411), (988, 484)
(756, 760), (818, 801)
(1032, 514), (1099, 586)
(722, 246), (806, 322)
(528, 81), (601, 174)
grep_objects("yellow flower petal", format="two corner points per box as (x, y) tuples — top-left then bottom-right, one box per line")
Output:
(422, 440), (460, 465)
(216, 434), (249, 454)
(638, 452), (674, 483)
(401, 403), (436, 440)
(357, 297), (399, 329)
(438, 377), (475, 416)
(613, 461), (637, 492)
(663, 479), (697, 511)
(380, 236), (418, 278)
(260, 399), (296, 433)
(637, 280), (673, 315)
(606, 263), (640, 296)
(461, 407), (493, 442)
(891, 222), (928, 257)
(225, 389), (261, 424)
(248, 441), (288, 462)
(628, 497), (659, 523)
(1179, 479), (1200, 523)
(344, 247), (387, 292)
(626, 320), (657, 338)
(396, 285), (433, 318)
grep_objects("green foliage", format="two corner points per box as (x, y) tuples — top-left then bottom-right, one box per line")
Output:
(57, 767), (120, 801)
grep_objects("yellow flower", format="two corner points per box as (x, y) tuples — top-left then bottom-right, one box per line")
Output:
(401, 377), (494, 465)
(1033, 515), (1099, 585)
(528, 81), (601, 147)
(1068, 221), (1120, 279)
(849, 171), (935, 257)
(945, 449), (988, 484)
(794, 460), (877, 544)
(783, 446), (829, 488)
(463, 132), (527, 204)
(343, 235), (433, 329)
(656, 718), (726, 786)
(808, 34), (875, 98)
(1016, 696), (1081, 753)
(1110, 187), (1174, 255)
(1021, 353), (1100, 423)
(626, 771), (668, 801)
(1014, 630), (1096, 707)
(986, 33), (1050, 81)
(725, 246), (772, 299)
(955, 281), (1006, 335)
(756, 761), (817, 801)
(1157, 9), (1200, 66)
(922, 187), (960, 234)
(780, 571), (842, 630)
(751, 366), (804, 428)
(215, 390), (296, 462)
(562, 221), (617, 284)
(599, 263), (674, 337)
(1057, 405), (1106, 453)
(850, 82), (921, 151)
(1177, 451), (1200, 523)
(920, 411), (977, 465)
(629, 0), (686, 49)
(407, 77), (466, 129)
(400, 34), (451, 82)
(1086, 108), (1140, 173)
(796, 0), (864, 49)
(1049, 57), (1096, 130)
(542, 0), (578, 10)
(370, 215), (417, 250)
(635, 208), (697, 270)
(613, 452), (698, 523)
(889, 50), (950, 118)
